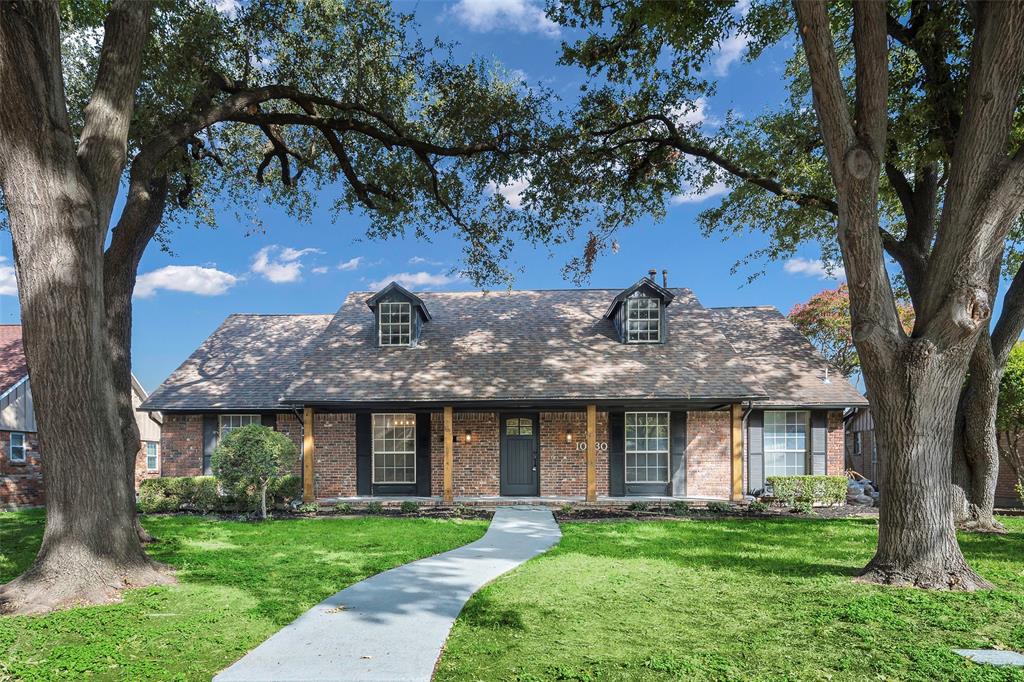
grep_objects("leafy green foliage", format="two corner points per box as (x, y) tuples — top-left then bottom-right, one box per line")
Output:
(211, 424), (297, 519)
(706, 501), (733, 513)
(627, 501), (650, 512)
(789, 284), (915, 377)
(438, 517), (1024, 681)
(669, 500), (690, 515)
(748, 500), (770, 513)
(997, 342), (1024, 489)
(138, 476), (221, 513)
(767, 475), (847, 508)
(365, 501), (384, 514)
(400, 500), (421, 514)
(0, 510), (486, 681)
(335, 502), (353, 514)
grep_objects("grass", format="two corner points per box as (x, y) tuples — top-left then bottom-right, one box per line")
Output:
(437, 516), (1024, 682)
(0, 510), (486, 681)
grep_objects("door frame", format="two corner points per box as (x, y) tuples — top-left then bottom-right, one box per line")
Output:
(498, 411), (540, 496)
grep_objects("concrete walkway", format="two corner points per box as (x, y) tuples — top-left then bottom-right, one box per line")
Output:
(214, 506), (561, 682)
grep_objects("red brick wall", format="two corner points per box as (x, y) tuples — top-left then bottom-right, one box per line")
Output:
(449, 412), (500, 497)
(160, 414), (204, 477)
(997, 451), (1022, 508)
(311, 412), (357, 498)
(539, 411), (609, 497)
(276, 413), (305, 477)
(134, 441), (161, 489)
(827, 410), (845, 476)
(686, 411), (731, 499)
(0, 430), (43, 508)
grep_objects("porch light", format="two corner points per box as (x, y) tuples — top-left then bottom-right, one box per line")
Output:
(565, 431), (573, 443)
(464, 430), (473, 443)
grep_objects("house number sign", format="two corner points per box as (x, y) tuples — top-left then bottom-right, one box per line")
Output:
(575, 442), (608, 452)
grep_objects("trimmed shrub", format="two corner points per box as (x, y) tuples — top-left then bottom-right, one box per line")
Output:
(1016, 480), (1024, 507)
(706, 501), (732, 513)
(139, 476), (220, 513)
(627, 501), (650, 512)
(366, 501), (384, 514)
(335, 502), (353, 514)
(400, 500), (420, 514)
(269, 475), (302, 505)
(212, 424), (297, 520)
(767, 475), (847, 508)
(669, 500), (690, 516)
(748, 500), (770, 513)
(295, 503), (319, 514)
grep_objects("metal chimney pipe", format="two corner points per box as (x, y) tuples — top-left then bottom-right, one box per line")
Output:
(648, 268), (657, 280)
(662, 269), (668, 287)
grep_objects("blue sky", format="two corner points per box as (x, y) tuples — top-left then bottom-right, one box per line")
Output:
(0, 0), (845, 392)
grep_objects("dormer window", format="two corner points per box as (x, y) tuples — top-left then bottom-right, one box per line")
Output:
(366, 281), (432, 348)
(625, 296), (660, 343)
(379, 301), (412, 346)
(604, 276), (675, 344)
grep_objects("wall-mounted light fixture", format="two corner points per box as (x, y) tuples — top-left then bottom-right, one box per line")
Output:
(464, 430), (473, 444)
(565, 431), (573, 444)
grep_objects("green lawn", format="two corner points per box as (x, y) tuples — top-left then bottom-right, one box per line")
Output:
(437, 516), (1024, 682)
(0, 510), (486, 681)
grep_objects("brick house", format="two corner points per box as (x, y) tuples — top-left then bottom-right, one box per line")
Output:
(141, 277), (866, 503)
(0, 324), (162, 509)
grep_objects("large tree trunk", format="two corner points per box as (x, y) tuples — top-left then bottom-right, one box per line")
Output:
(0, 0), (170, 614)
(858, 346), (993, 590)
(951, 341), (1005, 532)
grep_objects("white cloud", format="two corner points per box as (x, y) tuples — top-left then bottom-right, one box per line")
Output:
(450, 0), (559, 37)
(0, 257), (16, 296)
(251, 245), (323, 283)
(783, 257), (846, 280)
(311, 266), (329, 275)
(409, 256), (443, 266)
(487, 175), (530, 209)
(210, 0), (240, 16)
(135, 265), (237, 298)
(338, 256), (365, 272)
(368, 271), (464, 290)
(669, 97), (720, 128)
(670, 180), (729, 205)
(712, 31), (750, 76)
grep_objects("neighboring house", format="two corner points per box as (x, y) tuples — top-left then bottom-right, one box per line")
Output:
(0, 324), (162, 508)
(844, 405), (1022, 508)
(141, 277), (866, 503)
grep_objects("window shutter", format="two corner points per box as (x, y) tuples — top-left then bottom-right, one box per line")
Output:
(747, 410), (764, 493)
(261, 414), (276, 429)
(608, 411), (625, 496)
(202, 415), (218, 475)
(670, 412), (687, 496)
(416, 413), (431, 496)
(811, 411), (827, 475)
(356, 413), (371, 495)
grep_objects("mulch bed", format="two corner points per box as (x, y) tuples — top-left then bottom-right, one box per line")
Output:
(554, 505), (879, 523)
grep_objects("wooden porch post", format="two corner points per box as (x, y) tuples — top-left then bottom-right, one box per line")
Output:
(303, 406), (315, 503)
(730, 403), (744, 502)
(443, 406), (454, 504)
(586, 404), (597, 502)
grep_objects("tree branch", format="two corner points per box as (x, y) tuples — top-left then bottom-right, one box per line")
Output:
(77, 0), (153, 228)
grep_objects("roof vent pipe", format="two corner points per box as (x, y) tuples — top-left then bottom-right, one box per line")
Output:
(648, 268), (657, 280)
(823, 367), (831, 384)
(662, 269), (668, 287)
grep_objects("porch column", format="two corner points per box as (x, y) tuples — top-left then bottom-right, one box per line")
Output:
(730, 403), (743, 502)
(443, 406), (454, 504)
(303, 406), (315, 503)
(586, 404), (597, 502)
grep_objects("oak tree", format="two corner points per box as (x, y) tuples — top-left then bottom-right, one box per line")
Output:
(0, 0), (550, 613)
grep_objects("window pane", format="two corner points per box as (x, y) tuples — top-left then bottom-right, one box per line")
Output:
(372, 413), (416, 483)
(379, 302), (413, 346)
(624, 412), (669, 482)
(764, 411), (808, 477)
(625, 296), (660, 342)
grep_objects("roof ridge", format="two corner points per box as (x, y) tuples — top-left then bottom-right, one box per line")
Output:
(227, 312), (333, 317)
(709, 305), (778, 311)
(346, 287), (695, 295)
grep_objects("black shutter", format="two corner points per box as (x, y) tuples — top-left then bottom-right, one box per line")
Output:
(608, 411), (625, 496)
(416, 413), (431, 496)
(811, 411), (827, 475)
(670, 412), (687, 496)
(747, 410), (764, 493)
(202, 415), (218, 475)
(356, 413), (371, 495)
(261, 414), (276, 429)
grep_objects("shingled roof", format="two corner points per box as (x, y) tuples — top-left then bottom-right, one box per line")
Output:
(142, 288), (867, 411)
(0, 325), (28, 396)
(141, 314), (333, 410)
(710, 306), (868, 408)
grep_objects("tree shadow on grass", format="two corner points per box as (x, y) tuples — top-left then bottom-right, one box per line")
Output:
(0, 510), (44, 582)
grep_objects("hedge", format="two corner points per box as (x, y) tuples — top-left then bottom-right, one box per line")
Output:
(138, 474), (302, 514)
(766, 475), (846, 507)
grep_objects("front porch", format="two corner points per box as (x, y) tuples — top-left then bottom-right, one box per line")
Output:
(316, 494), (744, 508)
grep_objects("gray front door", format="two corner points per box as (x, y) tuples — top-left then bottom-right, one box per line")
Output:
(500, 415), (539, 496)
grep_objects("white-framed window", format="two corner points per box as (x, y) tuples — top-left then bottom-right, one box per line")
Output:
(625, 412), (669, 483)
(372, 413), (416, 483)
(145, 441), (159, 471)
(219, 414), (260, 439)
(9, 432), (26, 463)
(379, 301), (412, 346)
(625, 296), (660, 343)
(764, 411), (808, 477)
